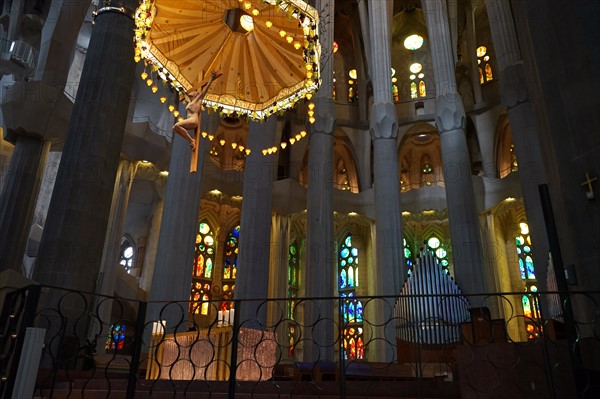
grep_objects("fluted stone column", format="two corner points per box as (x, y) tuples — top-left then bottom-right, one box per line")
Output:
(304, 0), (336, 363)
(0, 132), (50, 272)
(368, 0), (404, 362)
(422, 0), (486, 302)
(34, 0), (138, 294)
(235, 117), (278, 327)
(146, 112), (219, 329)
(465, 4), (483, 104)
(267, 213), (290, 328)
(485, 0), (549, 297)
(97, 160), (137, 296)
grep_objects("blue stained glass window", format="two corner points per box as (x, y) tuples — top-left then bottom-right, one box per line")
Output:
(356, 301), (363, 322)
(191, 220), (215, 315)
(340, 269), (347, 289)
(348, 257), (353, 264)
(345, 236), (352, 247)
(518, 258), (526, 279)
(348, 266), (354, 287)
(526, 256), (535, 279)
(524, 246), (531, 253)
(341, 248), (350, 258)
(351, 248), (358, 257)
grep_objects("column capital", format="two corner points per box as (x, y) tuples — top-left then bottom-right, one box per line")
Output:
(370, 102), (398, 140)
(499, 63), (530, 109)
(435, 93), (466, 134)
(314, 99), (335, 134)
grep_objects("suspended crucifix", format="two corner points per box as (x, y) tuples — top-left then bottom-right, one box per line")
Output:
(133, 0), (321, 173)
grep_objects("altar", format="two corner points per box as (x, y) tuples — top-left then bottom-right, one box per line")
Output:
(146, 326), (278, 381)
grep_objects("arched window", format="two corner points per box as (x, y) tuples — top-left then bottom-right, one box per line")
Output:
(418, 80), (426, 97)
(119, 236), (135, 274)
(339, 234), (364, 360)
(515, 222), (540, 340)
(190, 221), (216, 315)
(222, 225), (240, 311)
(476, 46), (493, 84)
(392, 83), (399, 103)
(404, 238), (414, 275)
(427, 236), (449, 272)
(288, 241), (299, 357)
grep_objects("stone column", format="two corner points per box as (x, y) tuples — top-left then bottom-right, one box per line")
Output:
(34, 0), (138, 294)
(0, 132), (50, 272)
(235, 116), (277, 327)
(368, 0), (404, 362)
(146, 112), (219, 330)
(422, 0), (486, 302)
(304, 0), (336, 363)
(485, 0), (549, 297)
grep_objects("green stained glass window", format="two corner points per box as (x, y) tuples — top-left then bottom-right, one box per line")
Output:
(190, 220), (215, 315)
(338, 233), (363, 359)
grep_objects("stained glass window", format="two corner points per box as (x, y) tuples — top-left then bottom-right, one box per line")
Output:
(404, 238), (414, 275)
(515, 222), (540, 340)
(190, 221), (216, 315)
(419, 80), (426, 97)
(105, 324), (126, 351)
(288, 241), (299, 357)
(339, 234), (364, 359)
(427, 236), (449, 272)
(119, 237), (134, 274)
(222, 225), (240, 311)
(477, 45), (493, 84)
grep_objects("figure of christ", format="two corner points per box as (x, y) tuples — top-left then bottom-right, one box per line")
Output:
(172, 70), (223, 151)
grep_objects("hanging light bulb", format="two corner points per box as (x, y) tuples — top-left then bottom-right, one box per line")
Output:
(262, 149), (268, 155)
(281, 142), (288, 149)
(307, 110), (314, 117)
(173, 110), (180, 117)
(272, 146), (278, 153)
(300, 130), (307, 138)
(286, 36), (294, 44)
(168, 105), (175, 112)
(309, 116), (316, 124)
(177, 117), (183, 122)
(141, 71), (148, 80)
(238, 145), (245, 151)
(219, 139), (226, 146)
(294, 134), (301, 141)
(134, 55), (141, 63)
(289, 138), (296, 145)
(208, 134), (214, 141)
(306, 71), (313, 78)
(279, 30), (286, 37)
(265, 20), (272, 28)
(231, 142), (238, 149)
(151, 85), (158, 93)
(160, 96), (167, 103)
(146, 78), (153, 86)
(305, 92), (313, 100)
(245, 149), (251, 155)
(201, 131), (208, 138)
(251, 8), (259, 16)
(308, 103), (315, 110)
(293, 41), (302, 50)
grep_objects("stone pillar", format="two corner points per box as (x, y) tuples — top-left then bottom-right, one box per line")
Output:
(235, 117), (277, 326)
(304, 0), (335, 363)
(146, 111), (219, 330)
(97, 160), (137, 297)
(34, 0), (89, 83)
(422, 0), (486, 302)
(0, 132), (50, 272)
(34, 0), (138, 294)
(485, 0), (549, 297)
(368, 0), (404, 362)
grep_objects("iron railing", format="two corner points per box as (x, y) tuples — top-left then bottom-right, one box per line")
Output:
(1, 285), (600, 398)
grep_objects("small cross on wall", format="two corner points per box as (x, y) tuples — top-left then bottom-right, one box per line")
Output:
(581, 172), (598, 200)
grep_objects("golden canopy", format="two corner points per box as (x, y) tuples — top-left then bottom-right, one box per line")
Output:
(134, 0), (320, 120)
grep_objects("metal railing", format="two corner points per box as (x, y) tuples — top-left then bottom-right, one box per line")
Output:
(2, 285), (600, 398)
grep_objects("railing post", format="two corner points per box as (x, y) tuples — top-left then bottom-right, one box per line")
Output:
(539, 184), (584, 396)
(0, 285), (41, 399)
(228, 300), (240, 399)
(126, 300), (147, 399)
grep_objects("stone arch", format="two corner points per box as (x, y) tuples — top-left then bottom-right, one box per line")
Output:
(398, 122), (444, 191)
(208, 118), (248, 172)
(494, 113), (517, 178)
(299, 131), (360, 193)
